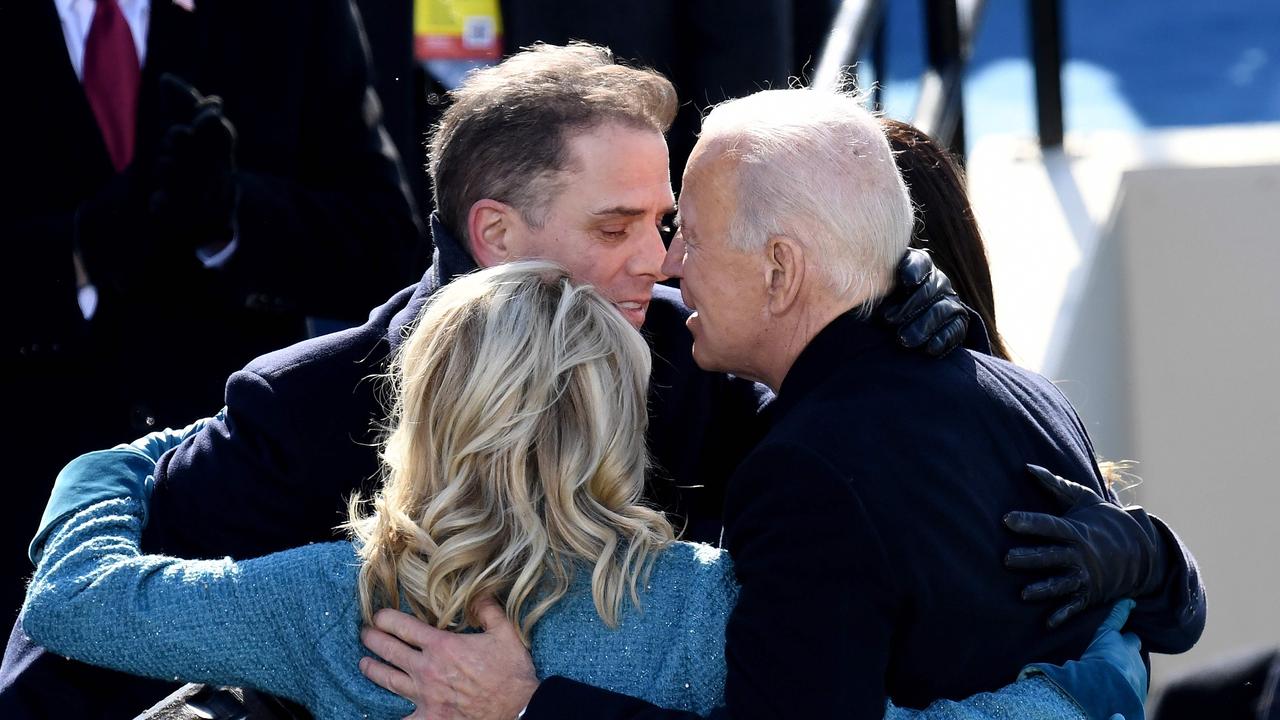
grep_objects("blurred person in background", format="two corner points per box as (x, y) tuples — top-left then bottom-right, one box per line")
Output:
(497, 0), (792, 190)
(0, 0), (422, 623)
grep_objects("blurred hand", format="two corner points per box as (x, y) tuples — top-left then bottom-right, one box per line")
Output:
(359, 597), (538, 720)
(150, 73), (239, 250)
(879, 248), (970, 357)
(1005, 465), (1163, 629)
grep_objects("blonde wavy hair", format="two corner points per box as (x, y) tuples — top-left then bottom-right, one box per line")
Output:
(345, 261), (674, 646)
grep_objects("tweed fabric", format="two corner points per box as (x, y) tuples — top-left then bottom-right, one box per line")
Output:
(23, 477), (1084, 720)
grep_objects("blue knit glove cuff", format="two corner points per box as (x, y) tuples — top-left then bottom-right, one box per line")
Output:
(29, 449), (157, 565)
(1019, 657), (1145, 720)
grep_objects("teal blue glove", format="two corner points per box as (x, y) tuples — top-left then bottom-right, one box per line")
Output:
(29, 414), (218, 564)
(1020, 599), (1146, 720)
(30, 449), (157, 565)
(121, 412), (219, 461)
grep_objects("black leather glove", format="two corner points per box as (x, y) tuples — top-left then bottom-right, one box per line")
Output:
(1004, 464), (1166, 629)
(878, 248), (969, 357)
(150, 73), (239, 249)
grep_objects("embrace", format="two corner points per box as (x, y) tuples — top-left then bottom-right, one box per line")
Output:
(8, 43), (1204, 720)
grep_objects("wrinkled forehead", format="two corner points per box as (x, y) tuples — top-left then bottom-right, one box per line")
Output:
(677, 150), (739, 226)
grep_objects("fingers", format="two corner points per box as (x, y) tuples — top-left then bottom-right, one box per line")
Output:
(894, 248), (931, 292)
(1026, 464), (1098, 508)
(1021, 573), (1084, 602)
(896, 297), (953, 348)
(1003, 511), (1078, 542)
(1005, 544), (1079, 570)
(472, 595), (509, 633)
(923, 314), (968, 358)
(191, 106), (237, 159)
(158, 72), (203, 117)
(373, 608), (441, 647)
(359, 655), (417, 698)
(1099, 598), (1136, 633)
(1046, 595), (1088, 629)
(362, 626), (422, 671)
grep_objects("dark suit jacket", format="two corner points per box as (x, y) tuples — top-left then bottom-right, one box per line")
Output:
(525, 309), (1206, 719)
(0, 217), (769, 718)
(0, 0), (421, 619)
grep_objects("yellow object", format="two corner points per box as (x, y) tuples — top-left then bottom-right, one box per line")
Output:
(414, 0), (503, 60)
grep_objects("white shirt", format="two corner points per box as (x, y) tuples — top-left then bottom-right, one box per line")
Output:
(55, 0), (151, 81)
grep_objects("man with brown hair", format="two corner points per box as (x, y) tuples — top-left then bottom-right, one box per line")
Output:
(2, 42), (967, 718)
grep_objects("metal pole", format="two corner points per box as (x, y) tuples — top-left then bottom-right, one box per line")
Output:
(1030, 0), (1065, 149)
(919, 0), (964, 157)
(813, 0), (885, 92)
(870, 14), (887, 111)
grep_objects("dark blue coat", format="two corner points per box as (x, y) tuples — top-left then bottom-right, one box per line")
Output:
(0, 217), (768, 718)
(525, 310), (1206, 719)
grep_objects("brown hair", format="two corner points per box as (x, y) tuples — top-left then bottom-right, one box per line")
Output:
(882, 118), (1012, 360)
(429, 42), (678, 242)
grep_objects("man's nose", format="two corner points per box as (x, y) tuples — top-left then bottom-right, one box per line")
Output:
(661, 233), (685, 279)
(632, 225), (669, 280)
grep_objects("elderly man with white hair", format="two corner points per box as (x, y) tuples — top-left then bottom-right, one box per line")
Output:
(358, 87), (1206, 720)
(604, 87), (1132, 716)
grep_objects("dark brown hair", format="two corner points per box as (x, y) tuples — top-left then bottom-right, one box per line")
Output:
(428, 42), (678, 242)
(883, 118), (1011, 360)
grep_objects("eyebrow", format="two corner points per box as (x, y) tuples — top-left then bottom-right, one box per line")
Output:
(590, 204), (678, 218)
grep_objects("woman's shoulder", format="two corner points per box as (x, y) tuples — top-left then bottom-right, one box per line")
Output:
(647, 541), (734, 595)
(527, 541), (736, 713)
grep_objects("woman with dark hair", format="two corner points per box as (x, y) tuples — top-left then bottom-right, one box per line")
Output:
(883, 117), (1013, 360)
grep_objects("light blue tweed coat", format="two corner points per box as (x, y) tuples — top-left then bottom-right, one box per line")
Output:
(22, 439), (1085, 720)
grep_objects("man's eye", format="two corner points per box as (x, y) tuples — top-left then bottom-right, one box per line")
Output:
(599, 228), (628, 240)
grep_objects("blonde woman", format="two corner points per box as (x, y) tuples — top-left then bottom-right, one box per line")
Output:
(22, 262), (1139, 719)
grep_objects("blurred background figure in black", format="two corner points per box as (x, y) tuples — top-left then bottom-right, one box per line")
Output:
(1153, 646), (1280, 720)
(0, 0), (422, 621)
(406, 0), (811, 206)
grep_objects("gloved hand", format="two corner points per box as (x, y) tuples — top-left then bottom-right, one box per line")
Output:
(150, 73), (240, 250)
(878, 248), (970, 357)
(121, 412), (219, 462)
(1020, 599), (1146, 720)
(30, 448), (159, 565)
(1005, 464), (1165, 629)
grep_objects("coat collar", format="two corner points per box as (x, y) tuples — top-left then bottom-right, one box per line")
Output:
(385, 213), (479, 352)
(766, 309), (899, 423)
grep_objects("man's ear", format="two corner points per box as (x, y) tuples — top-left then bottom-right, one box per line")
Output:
(466, 199), (521, 268)
(764, 235), (805, 315)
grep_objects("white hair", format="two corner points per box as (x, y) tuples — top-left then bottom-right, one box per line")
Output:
(697, 88), (913, 309)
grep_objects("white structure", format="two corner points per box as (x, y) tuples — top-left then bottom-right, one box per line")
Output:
(967, 122), (1280, 703)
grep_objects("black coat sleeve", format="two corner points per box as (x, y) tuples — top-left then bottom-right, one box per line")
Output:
(1125, 514), (1207, 655)
(141, 360), (382, 560)
(524, 443), (896, 720)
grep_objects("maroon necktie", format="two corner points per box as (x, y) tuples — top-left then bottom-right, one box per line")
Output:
(83, 0), (141, 172)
